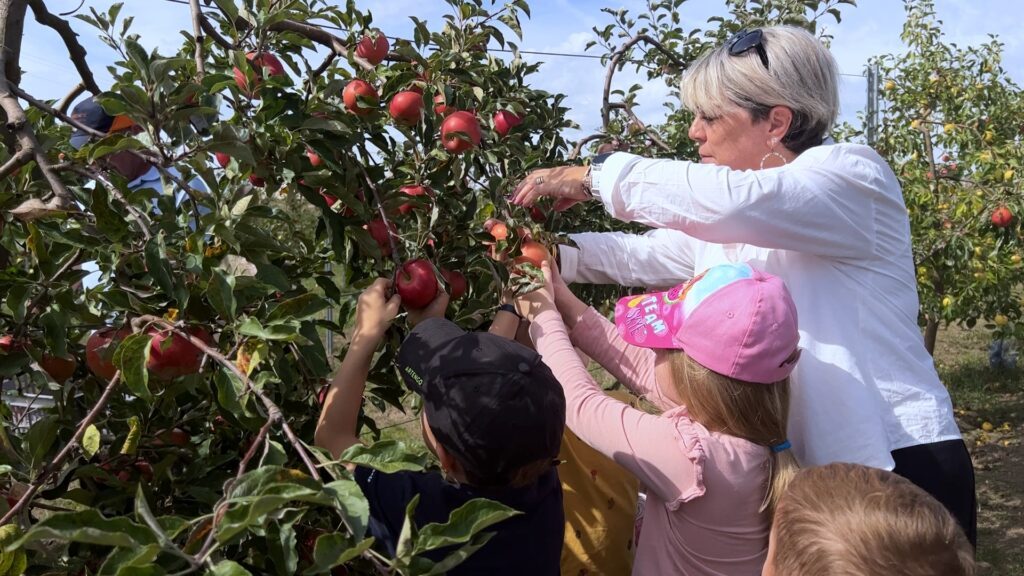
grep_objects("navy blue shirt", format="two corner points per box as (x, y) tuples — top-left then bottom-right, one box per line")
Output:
(355, 465), (563, 575)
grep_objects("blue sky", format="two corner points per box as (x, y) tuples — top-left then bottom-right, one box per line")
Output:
(20, 0), (1024, 139)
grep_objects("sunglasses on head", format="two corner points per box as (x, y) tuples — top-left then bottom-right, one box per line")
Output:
(728, 29), (769, 70)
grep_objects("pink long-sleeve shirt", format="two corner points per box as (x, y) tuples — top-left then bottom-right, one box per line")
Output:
(530, 306), (771, 575)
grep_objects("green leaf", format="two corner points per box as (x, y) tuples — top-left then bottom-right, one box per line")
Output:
(267, 293), (329, 323)
(207, 269), (237, 319)
(81, 424), (101, 459)
(205, 561), (251, 576)
(23, 415), (59, 471)
(98, 543), (163, 575)
(236, 318), (304, 342)
(113, 333), (153, 401)
(340, 441), (428, 474)
(39, 307), (69, 359)
(11, 509), (157, 550)
(422, 531), (496, 575)
(412, 498), (520, 555)
(324, 478), (370, 539)
(303, 533), (374, 575)
(144, 232), (177, 300)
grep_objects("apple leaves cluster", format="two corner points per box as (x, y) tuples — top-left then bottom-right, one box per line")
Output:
(0, 0), (575, 573)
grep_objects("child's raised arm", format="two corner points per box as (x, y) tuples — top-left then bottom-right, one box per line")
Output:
(314, 279), (401, 460)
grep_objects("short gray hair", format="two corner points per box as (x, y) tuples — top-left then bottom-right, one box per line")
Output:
(680, 26), (840, 154)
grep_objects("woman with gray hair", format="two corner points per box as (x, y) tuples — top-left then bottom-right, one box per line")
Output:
(512, 26), (976, 546)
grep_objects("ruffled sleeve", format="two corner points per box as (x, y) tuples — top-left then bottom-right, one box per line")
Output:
(530, 307), (707, 506)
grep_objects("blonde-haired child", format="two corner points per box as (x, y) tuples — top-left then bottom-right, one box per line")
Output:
(764, 462), (974, 576)
(517, 261), (800, 574)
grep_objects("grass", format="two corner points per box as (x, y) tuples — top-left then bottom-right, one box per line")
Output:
(933, 325), (1024, 575)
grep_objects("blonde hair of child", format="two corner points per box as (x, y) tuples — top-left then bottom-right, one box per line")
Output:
(668, 351), (799, 517)
(770, 463), (975, 576)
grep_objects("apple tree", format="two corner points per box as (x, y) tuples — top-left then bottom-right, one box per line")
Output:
(855, 0), (1024, 353)
(0, 0), (576, 573)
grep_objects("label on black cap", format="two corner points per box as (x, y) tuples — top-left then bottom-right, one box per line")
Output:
(403, 366), (424, 386)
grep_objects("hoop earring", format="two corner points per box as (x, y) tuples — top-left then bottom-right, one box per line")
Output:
(760, 138), (788, 170)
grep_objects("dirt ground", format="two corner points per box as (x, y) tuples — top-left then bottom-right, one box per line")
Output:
(934, 325), (1024, 574)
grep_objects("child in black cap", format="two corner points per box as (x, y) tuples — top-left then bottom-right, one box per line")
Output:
(315, 279), (566, 575)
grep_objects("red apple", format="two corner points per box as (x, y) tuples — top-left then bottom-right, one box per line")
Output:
(86, 327), (131, 381)
(516, 240), (549, 268)
(147, 327), (213, 381)
(441, 111), (482, 154)
(441, 269), (467, 300)
(488, 220), (508, 241)
(317, 382), (329, 406)
(248, 175), (265, 187)
(215, 152), (231, 168)
(320, 191), (338, 207)
(133, 459), (154, 482)
(355, 32), (389, 66)
(155, 428), (190, 447)
(433, 94), (449, 116)
(493, 110), (522, 138)
(0, 335), (16, 353)
(992, 206), (1013, 228)
(366, 218), (397, 257)
(396, 259), (439, 309)
(397, 184), (431, 215)
(389, 91), (424, 126)
(39, 355), (77, 383)
(306, 148), (323, 167)
(529, 205), (546, 224)
(233, 52), (286, 95)
(343, 79), (379, 116)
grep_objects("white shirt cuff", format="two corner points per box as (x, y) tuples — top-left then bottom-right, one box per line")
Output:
(558, 243), (581, 285)
(594, 152), (642, 218)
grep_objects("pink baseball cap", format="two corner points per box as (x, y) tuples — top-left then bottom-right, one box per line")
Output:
(614, 262), (800, 384)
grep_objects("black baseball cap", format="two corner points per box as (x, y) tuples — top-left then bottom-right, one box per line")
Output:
(398, 318), (566, 487)
(69, 96), (136, 149)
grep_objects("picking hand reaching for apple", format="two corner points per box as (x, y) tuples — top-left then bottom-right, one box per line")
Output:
(353, 279), (403, 343)
(405, 290), (451, 327)
(514, 254), (589, 332)
(511, 166), (592, 211)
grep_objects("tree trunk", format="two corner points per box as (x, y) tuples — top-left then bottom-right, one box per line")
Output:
(924, 316), (939, 356)
(0, 0), (27, 154)
(0, 0), (26, 86)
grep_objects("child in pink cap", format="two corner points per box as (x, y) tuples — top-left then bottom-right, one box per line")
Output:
(516, 260), (801, 575)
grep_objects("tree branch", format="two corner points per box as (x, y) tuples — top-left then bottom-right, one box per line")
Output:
(0, 370), (122, 526)
(66, 164), (153, 241)
(601, 34), (685, 129)
(198, 13), (232, 51)
(569, 133), (606, 161)
(262, 19), (375, 72)
(609, 102), (672, 153)
(25, 0), (100, 94)
(10, 82), (106, 138)
(0, 67), (76, 208)
(135, 315), (320, 479)
(56, 82), (85, 114)
(0, 145), (31, 178)
(188, 0), (206, 80)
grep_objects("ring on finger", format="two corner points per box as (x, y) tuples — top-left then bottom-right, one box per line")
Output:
(534, 176), (545, 185)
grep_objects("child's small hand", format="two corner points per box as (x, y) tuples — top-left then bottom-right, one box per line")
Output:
(515, 260), (557, 321)
(405, 291), (451, 327)
(354, 278), (402, 341)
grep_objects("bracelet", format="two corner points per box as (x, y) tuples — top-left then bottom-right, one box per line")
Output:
(497, 303), (522, 319)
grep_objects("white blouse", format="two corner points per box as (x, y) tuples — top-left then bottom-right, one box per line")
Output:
(559, 143), (961, 469)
